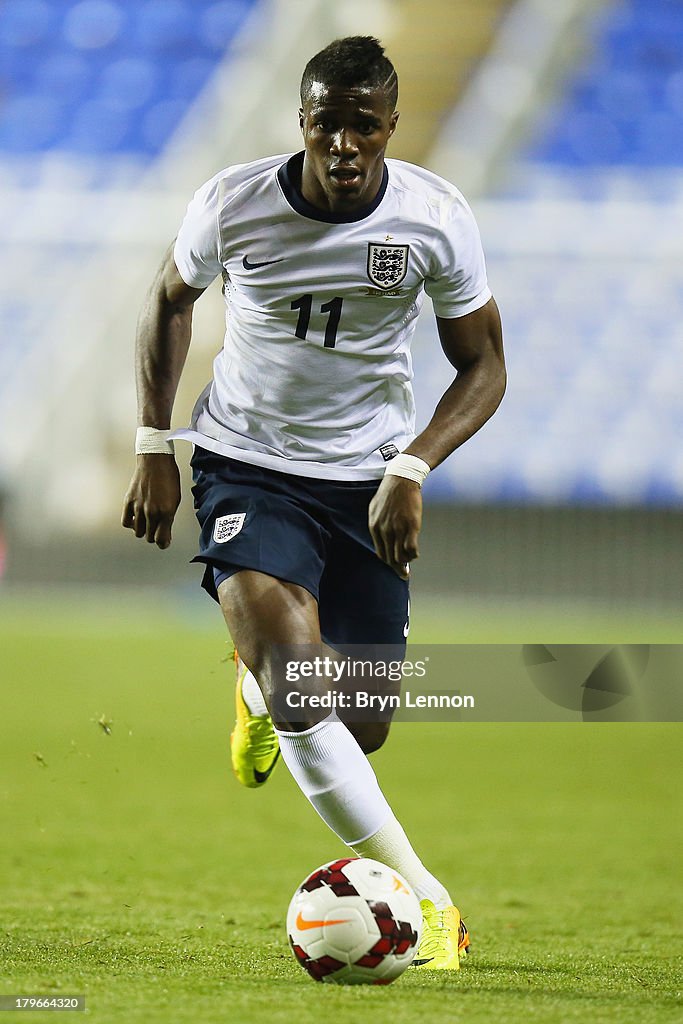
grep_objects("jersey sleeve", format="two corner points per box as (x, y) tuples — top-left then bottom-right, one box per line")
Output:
(173, 173), (223, 289)
(424, 194), (491, 318)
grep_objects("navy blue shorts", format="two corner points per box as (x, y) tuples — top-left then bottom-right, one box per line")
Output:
(190, 447), (410, 648)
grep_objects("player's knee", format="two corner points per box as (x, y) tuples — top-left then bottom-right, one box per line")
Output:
(256, 665), (330, 733)
(349, 721), (391, 754)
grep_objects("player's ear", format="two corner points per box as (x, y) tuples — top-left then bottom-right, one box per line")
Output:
(299, 107), (305, 132)
(388, 110), (399, 136)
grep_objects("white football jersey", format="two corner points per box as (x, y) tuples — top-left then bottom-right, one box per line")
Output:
(171, 151), (491, 480)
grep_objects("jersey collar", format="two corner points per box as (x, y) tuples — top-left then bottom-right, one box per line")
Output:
(277, 151), (388, 224)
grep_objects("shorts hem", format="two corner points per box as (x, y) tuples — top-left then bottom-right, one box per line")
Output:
(191, 554), (320, 605)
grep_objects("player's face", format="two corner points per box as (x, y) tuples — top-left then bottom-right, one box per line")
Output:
(299, 83), (399, 213)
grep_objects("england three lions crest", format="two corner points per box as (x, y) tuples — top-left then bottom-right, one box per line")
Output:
(213, 512), (246, 544)
(367, 243), (410, 290)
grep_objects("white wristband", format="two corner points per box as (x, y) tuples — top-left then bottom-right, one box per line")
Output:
(135, 426), (175, 455)
(384, 453), (431, 487)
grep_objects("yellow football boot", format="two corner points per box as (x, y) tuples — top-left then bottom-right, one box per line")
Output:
(230, 652), (280, 788)
(412, 899), (470, 970)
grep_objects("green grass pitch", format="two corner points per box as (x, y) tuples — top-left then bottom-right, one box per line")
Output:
(1, 592), (681, 1023)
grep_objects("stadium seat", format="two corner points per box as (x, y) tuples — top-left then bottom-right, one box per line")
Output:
(63, 1), (126, 51)
(198, 1), (254, 53)
(97, 58), (160, 111)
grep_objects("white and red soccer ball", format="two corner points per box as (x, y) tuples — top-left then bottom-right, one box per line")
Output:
(287, 857), (422, 985)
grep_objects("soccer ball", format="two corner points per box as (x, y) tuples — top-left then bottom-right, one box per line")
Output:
(286, 857), (422, 985)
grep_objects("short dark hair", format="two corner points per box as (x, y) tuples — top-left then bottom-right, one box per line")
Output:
(300, 36), (398, 110)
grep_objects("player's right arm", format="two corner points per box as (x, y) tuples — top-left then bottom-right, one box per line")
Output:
(121, 245), (206, 549)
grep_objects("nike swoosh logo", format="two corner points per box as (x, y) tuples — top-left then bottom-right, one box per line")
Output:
(253, 750), (280, 785)
(296, 910), (350, 931)
(242, 255), (285, 270)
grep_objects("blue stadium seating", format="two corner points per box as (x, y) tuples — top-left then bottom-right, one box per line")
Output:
(0, 0), (257, 156)
(527, 0), (683, 167)
(446, 0), (683, 507)
(0, 0), (259, 448)
(2, 0), (680, 508)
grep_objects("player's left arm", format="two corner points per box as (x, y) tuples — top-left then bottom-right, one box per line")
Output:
(410, 295), (506, 467)
(369, 296), (505, 578)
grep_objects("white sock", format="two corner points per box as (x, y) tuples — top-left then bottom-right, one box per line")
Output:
(276, 714), (452, 909)
(352, 814), (452, 910)
(241, 668), (269, 717)
(275, 713), (392, 845)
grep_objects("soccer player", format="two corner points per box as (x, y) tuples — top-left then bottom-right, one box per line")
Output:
(122, 36), (505, 970)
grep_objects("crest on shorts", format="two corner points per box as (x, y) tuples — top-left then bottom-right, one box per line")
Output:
(366, 243), (410, 290)
(213, 513), (246, 544)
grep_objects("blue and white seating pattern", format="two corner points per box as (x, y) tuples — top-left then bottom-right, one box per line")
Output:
(418, 0), (683, 507)
(527, 0), (683, 170)
(0, 1), (256, 156)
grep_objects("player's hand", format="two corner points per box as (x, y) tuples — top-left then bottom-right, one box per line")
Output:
(368, 475), (422, 580)
(121, 454), (181, 549)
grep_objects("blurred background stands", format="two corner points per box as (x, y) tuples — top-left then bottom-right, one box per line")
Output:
(0, 0), (680, 612)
